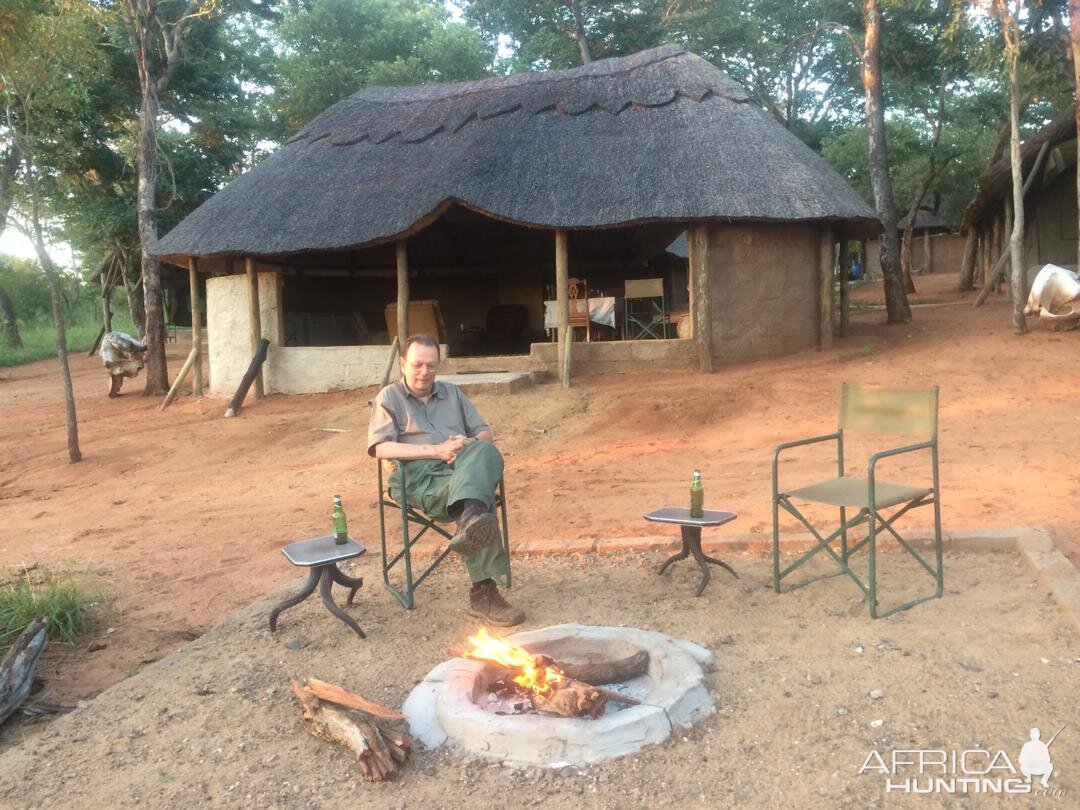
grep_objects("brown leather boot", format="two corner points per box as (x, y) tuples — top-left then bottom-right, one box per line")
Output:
(449, 501), (499, 555)
(468, 580), (524, 627)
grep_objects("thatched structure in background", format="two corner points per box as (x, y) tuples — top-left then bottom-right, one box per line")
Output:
(962, 110), (1077, 293)
(152, 45), (880, 397)
(897, 211), (950, 234)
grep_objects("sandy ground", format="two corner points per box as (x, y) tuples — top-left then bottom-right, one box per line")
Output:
(0, 271), (1077, 792)
(0, 549), (1075, 808)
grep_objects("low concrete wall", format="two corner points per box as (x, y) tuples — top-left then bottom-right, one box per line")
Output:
(529, 338), (696, 375)
(206, 272), (403, 396)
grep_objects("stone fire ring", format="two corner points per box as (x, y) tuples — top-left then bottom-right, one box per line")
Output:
(403, 623), (715, 767)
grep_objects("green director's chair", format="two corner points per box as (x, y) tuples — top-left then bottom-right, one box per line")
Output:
(376, 458), (511, 609)
(771, 384), (943, 618)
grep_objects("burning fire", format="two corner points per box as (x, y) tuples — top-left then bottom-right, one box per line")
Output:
(463, 628), (565, 696)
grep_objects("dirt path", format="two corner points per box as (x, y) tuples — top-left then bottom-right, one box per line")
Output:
(0, 271), (1077, 708)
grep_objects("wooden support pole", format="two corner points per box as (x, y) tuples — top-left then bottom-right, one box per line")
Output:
(158, 343), (200, 411)
(688, 224), (713, 373)
(224, 338), (270, 418)
(189, 257), (203, 398)
(396, 240), (409, 344)
(381, 336), (400, 388)
(555, 229), (570, 387)
(839, 240), (851, 337)
(819, 225), (835, 350)
(245, 257), (264, 399)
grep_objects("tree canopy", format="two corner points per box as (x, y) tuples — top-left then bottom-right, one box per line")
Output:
(2, 0), (1076, 288)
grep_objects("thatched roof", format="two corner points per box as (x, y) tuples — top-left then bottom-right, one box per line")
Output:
(153, 45), (880, 266)
(896, 210), (949, 233)
(964, 109), (1076, 230)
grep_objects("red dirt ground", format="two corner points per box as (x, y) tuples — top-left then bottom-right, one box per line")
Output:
(0, 271), (1076, 707)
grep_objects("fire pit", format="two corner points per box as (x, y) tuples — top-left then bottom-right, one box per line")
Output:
(403, 624), (715, 767)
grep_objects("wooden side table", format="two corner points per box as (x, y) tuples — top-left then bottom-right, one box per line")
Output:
(645, 507), (739, 597)
(268, 535), (366, 639)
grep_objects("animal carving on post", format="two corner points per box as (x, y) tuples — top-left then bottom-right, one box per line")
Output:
(1024, 265), (1080, 331)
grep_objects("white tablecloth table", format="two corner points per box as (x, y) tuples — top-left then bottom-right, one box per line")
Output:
(543, 297), (617, 330)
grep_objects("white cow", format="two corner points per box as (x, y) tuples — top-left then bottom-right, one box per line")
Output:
(1024, 264), (1080, 331)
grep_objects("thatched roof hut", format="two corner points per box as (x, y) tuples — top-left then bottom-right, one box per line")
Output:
(963, 108), (1077, 275)
(897, 210), (949, 234)
(154, 44), (876, 264)
(152, 45), (880, 397)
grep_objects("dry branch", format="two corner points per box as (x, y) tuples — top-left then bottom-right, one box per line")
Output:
(304, 678), (406, 720)
(532, 678), (607, 718)
(0, 617), (49, 725)
(557, 650), (649, 685)
(289, 679), (408, 782)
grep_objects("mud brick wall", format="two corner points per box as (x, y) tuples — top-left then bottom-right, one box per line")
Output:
(707, 223), (819, 363)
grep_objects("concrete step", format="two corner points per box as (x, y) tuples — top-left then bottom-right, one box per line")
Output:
(438, 371), (535, 395)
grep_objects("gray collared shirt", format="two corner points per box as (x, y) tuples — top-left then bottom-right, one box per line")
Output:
(367, 380), (489, 456)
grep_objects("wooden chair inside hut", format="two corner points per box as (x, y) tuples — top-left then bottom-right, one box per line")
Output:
(568, 277), (591, 342)
(373, 441), (512, 610)
(623, 278), (667, 339)
(771, 384), (943, 619)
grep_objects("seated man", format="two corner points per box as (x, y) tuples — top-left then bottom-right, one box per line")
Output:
(99, 331), (147, 398)
(367, 334), (524, 626)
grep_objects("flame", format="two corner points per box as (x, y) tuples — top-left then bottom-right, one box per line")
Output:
(463, 627), (564, 696)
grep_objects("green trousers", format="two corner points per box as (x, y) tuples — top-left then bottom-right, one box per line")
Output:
(388, 441), (509, 585)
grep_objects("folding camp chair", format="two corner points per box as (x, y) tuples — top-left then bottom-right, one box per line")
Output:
(376, 458), (511, 609)
(624, 278), (667, 339)
(771, 384), (943, 618)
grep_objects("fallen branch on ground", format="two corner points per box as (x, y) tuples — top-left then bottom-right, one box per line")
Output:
(290, 678), (410, 782)
(0, 617), (49, 725)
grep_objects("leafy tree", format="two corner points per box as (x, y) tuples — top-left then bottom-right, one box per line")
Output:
(0, 0), (104, 461)
(465, 0), (673, 71)
(673, 0), (863, 145)
(274, 0), (493, 133)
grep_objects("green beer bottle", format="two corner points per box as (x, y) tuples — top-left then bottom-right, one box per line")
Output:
(690, 470), (704, 518)
(332, 495), (348, 544)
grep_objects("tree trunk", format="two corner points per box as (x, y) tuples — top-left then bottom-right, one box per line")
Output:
(1003, 16), (1027, 334)
(568, 2), (592, 64)
(1071, 0), (1080, 264)
(0, 285), (21, 348)
(958, 228), (978, 291)
(122, 259), (146, 338)
(36, 256), (81, 463)
(137, 82), (168, 393)
(861, 0), (910, 324)
(900, 226), (917, 294)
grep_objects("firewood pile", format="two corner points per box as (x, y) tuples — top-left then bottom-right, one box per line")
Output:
(290, 677), (411, 782)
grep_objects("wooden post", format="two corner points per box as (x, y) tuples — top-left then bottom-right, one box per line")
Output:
(245, 257), (264, 399)
(979, 229), (989, 286)
(859, 239), (868, 281)
(101, 268), (113, 333)
(688, 224), (713, 373)
(381, 336), (400, 388)
(839, 240), (851, 337)
(555, 229), (570, 387)
(922, 230), (931, 275)
(819, 225), (835, 350)
(189, 257), (203, 398)
(158, 344), (200, 411)
(396, 240), (409, 345)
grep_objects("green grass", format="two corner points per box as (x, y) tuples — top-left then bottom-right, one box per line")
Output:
(0, 570), (97, 645)
(0, 309), (134, 368)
